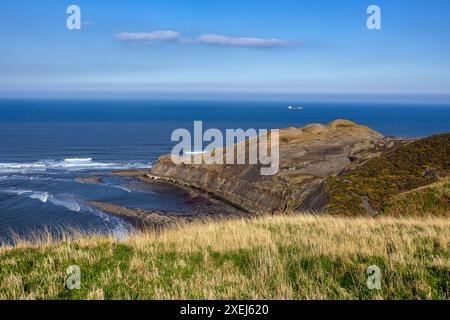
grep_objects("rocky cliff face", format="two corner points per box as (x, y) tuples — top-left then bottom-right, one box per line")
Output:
(148, 120), (395, 215)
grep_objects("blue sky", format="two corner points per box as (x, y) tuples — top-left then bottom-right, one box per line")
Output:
(1, 0), (450, 101)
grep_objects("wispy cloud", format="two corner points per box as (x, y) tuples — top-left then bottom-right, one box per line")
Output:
(196, 34), (293, 48)
(116, 30), (297, 48)
(116, 30), (181, 42)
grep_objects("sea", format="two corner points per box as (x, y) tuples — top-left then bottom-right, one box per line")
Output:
(1, 99), (449, 243)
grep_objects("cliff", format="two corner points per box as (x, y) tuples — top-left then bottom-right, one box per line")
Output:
(148, 120), (397, 215)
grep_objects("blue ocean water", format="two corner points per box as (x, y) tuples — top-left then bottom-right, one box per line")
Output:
(0, 99), (449, 243)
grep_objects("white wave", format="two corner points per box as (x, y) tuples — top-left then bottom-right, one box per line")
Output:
(113, 185), (132, 193)
(30, 191), (50, 203)
(1, 189), (45, 200)
(0, 163), (46, 174)
(1, 189), (32, 196)
(184, 151), (206, 155)
(0, 188), (80, 212)
(73, 179), (133, 194)
(83, 205), (133, 241)
(0, 175), (51, 182)
(64, 158), (93, 163)
(48, 196), (81, 212)
(0, 187), (132, 240)
(0, 158), (152, 174)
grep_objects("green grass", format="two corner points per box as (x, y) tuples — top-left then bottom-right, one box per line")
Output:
(0, 215), (448, 300)
(384, 180), (450, 217)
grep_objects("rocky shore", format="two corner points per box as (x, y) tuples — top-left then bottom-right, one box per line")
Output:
(90, 179), (246, 230)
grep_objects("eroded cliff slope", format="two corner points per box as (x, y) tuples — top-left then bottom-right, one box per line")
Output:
(147, 120), (396, 215)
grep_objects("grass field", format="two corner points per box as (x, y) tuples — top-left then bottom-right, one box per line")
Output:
(0, 215), (449, 300)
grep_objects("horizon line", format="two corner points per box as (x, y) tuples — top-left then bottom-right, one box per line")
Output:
(1, 91), (450, 104)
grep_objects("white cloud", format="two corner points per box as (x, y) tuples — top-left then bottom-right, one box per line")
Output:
(196, 34), (293, 48)
(116, 30), (297, 48)
(116, 30), (181, 42)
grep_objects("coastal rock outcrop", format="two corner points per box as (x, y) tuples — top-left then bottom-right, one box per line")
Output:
(148, 120), (394, 215)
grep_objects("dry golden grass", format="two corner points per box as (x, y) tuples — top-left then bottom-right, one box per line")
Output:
(0, 215), (449, 300)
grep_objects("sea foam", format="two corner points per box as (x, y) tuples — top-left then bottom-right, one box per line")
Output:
(0, 188), (80, 212)
(0, 158), (152, 174)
